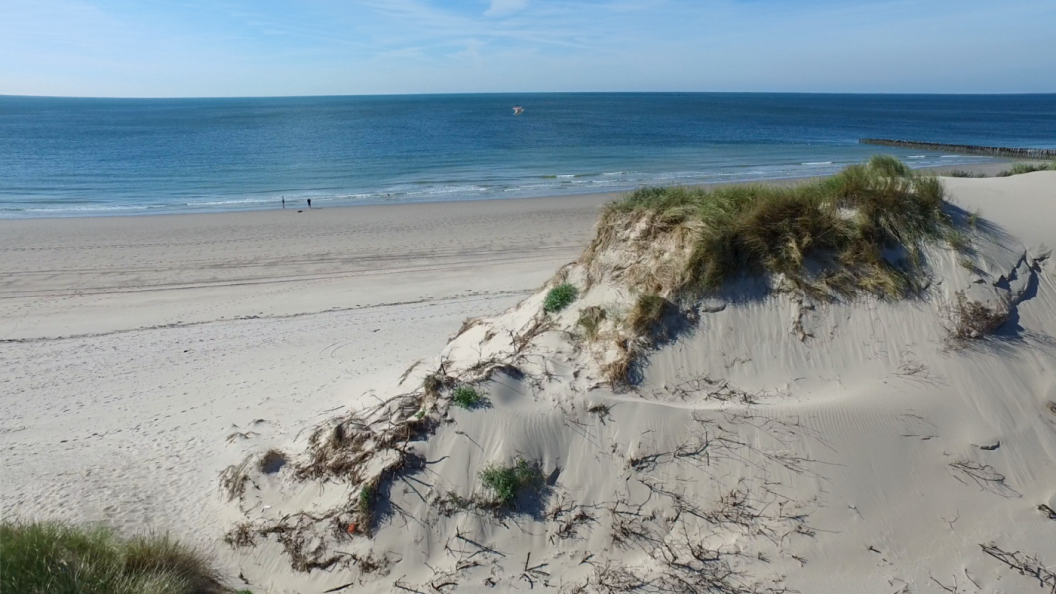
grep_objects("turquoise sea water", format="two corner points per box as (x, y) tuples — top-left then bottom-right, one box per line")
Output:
(1, 93), (1054, 218)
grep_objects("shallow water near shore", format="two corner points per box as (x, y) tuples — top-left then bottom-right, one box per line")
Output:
(2, 93), (1054, 218)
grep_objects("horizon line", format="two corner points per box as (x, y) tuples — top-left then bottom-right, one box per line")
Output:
(4, 91), (1056, 101)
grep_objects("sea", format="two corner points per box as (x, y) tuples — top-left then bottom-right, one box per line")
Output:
(1, 93), (1054, 218)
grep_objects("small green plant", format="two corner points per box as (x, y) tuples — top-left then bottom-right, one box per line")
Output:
(479, 459), (544, 506)
(415, 409), (426, 420)
(967, 210), (979, 230)
(358, 484), (374, 515)
(577, 306), (607, 341)
(544, 283), (579, 313)
(451, 385), (484, 409)
(1, 521), (228, 594)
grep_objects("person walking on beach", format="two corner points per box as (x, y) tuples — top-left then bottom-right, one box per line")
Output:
(307, 198), (312, 209)
(282, 196), (285, 209)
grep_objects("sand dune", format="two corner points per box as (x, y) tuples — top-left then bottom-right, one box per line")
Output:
(218, 171), (1056, 593)
(3, 173), (1055, 594)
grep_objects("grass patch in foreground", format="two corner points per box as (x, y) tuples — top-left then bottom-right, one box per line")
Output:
(543, 283), (579, 313)
(451, 385), (485, 409)
(604, 156), (953, 299)
(479, 458), (544, 506)
(1, 521), (229, 594)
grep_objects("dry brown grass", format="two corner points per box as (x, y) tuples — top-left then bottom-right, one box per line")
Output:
(951, 292), (1008, 340)
(603, 338), (635, 385)
(628, 294), (672, 337)
(577, 305), (607, 341)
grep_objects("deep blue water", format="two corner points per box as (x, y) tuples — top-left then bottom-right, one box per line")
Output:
(1, 93), (1054, 218)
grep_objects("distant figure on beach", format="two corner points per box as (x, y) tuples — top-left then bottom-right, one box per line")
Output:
(307, 198), (312, 209)
(282, 196), (285, 209)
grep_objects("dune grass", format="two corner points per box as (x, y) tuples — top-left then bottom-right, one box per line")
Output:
(479, 459), (544, 506)
(949, 161), (1056, 178)
(628, 294), (672, 336)
(576, 305), (607, 341)
(0, 521), (230, 594)
(946, 169), (987, 178)
(543, 283), (579, 313)
(603, 156), (953, 299)
(451, 385), (484, 409)
(997, 161), (1056, 176)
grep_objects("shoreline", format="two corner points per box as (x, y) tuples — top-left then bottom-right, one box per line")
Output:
(0, 191), (614, 341)
(0, 160), (1026, 343)
(0, 160), (1020, 224)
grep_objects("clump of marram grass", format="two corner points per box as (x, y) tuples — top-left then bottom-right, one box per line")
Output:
(451, 385), (484, 409)
(603, 338), (635, 385)
(358, 484), (374, 515)
(628, 294), (673, 337)
(945, 227), (972, 254)
(947, 169), (987, 178)
(577, 306), (607, 341)
(601, 156), (953, 300)
(997, 161), (1056, 177)
(479, 459), (544, 506)
(1, 521), (230, 594)
(543, 283), (579, 313)
(355, 484), (376, 533)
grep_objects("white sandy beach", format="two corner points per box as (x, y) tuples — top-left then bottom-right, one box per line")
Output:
(3, 173), (1056, 594)
(0, 194), (609, 544)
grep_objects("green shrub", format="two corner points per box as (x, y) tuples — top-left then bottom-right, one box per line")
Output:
(479, 459), (544, 505)
(604, 155), (952, 299)
(358, 484), (374, 514)
(543, 283), (579, 313)
(451, 385), (484, 409)
(0, 521), (228, 594)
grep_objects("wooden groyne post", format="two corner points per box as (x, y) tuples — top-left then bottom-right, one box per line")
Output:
(859, 139), (1056, 160)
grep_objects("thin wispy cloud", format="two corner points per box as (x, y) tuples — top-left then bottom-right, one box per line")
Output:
(484, 0), (530, 17)
(0, 0), (1053, 97)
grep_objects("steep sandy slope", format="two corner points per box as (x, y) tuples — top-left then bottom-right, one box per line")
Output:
(220, 172), (1056, 594)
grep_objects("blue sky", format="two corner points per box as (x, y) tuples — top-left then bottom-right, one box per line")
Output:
(1, 0), (1054, 97)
